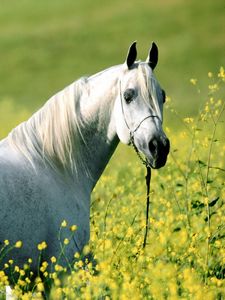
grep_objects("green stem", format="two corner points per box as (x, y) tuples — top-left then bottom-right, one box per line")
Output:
(204, 100), (225, 284)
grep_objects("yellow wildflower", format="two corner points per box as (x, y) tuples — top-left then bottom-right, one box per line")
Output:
(54, 278), (61, 287)
(61, 220), (67, 227)
(4, 239), (9, 246)
(14, 266), (20, 272)
(218, 66), (225, 80)
(25, 277), (31, 284)
(40, 261), (48, 272)
(37, 241), (47, 251)
(126, 227), (134, 238)
(37, 282), (44, 292)
(55, 264), (63, 272)
(51, 256), (57, 263)
(74, 252), (80, 259)
(208, 71), (213, 78)
(63, 238), (70, 245)
(190, 78), (197, 85)
(28, 258), (32, 264)
(15, 240), (23, 248)
(70, 225), (77, 232)
(19, 270), (25, 276)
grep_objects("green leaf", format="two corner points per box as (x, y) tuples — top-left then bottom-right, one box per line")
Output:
(207, 179), (214, 184)
(209, 197), (220, 207)
(198, 160), (207, 166)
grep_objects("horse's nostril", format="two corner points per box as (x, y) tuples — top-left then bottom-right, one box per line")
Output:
(149, 139), (158, 153)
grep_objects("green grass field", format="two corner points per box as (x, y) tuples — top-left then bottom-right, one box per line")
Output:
(0, 0), (224, 298)
(0, 0), (224, 115)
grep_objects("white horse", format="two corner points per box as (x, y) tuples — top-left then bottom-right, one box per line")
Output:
(0, 42), (169, 274)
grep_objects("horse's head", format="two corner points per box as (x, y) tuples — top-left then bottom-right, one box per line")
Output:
(114, 42), (170, 169)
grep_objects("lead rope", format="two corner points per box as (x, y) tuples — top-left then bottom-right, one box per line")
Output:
(143, 166), (151, 248)
(130, 134), (151, 249)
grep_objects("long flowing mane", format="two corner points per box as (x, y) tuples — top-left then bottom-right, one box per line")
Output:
(8, 78), (89, 175)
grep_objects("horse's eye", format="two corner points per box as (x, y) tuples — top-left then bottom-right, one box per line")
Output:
(124, 89), (135, 104)
(162, 89), (166, 103)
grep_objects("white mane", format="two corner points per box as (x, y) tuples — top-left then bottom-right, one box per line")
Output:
(8, 78), (89, 175)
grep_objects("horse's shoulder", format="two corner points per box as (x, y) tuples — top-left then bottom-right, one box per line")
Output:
(0, 139), (25, 171)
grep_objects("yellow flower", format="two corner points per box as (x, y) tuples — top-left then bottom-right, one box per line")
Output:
(4, 239), (9, 246)
(74, 252), (80, 259)
(63, 238), (70, 245)
(40, 261), (48, 272)
(104, 239), (112, 249)
(20, 270), (25, 276)
(216, 99), (222, 107)
(44, 271), (48, 277)
(37, 241), (47, 251)
(208, 83), (218, 92)
(183, 117), (194, 124)
(28, 258), (32, 264)
(51, 256), (57, 263)
(54, 278), (61, 287)
(14, 266), (20, 272)
(18, 279), (26, 287)
(25, 277), (31, 284)
(77, 260), (83, 268)
(190, 78), (197, 85)
(15, 240), (23, 248)
(126, 227), (134, 238)
(70, 225), (77, 232)
(218, 66), (225, 80)
(37, 282), (44, 292)
(205, 105), (209, 112)
(208, 71), (213, 78)
(55, 264), (63, 272)
(35, 277), (42, 284)
(61, 220), (67, 227)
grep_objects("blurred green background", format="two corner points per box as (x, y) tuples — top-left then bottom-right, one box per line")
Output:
(0, 0), (224, 136)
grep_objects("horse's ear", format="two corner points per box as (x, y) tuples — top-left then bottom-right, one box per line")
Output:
(146, 42), (158, 70)
(126, 41), (137, 69)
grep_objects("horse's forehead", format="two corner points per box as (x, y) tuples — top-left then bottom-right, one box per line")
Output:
(123, 64), (153, 86)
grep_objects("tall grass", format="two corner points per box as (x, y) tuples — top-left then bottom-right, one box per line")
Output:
(0, 69), (224, 299)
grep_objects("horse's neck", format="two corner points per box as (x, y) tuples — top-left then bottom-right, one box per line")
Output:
(79, 66), (121, 189)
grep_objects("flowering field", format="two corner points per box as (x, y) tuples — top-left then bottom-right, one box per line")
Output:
(0, 69), (224, 299)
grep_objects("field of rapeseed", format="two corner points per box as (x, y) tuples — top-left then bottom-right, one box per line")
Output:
(0, 69), (224, 299)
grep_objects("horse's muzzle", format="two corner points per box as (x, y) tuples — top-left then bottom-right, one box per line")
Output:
(148, 136), (170, 169)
